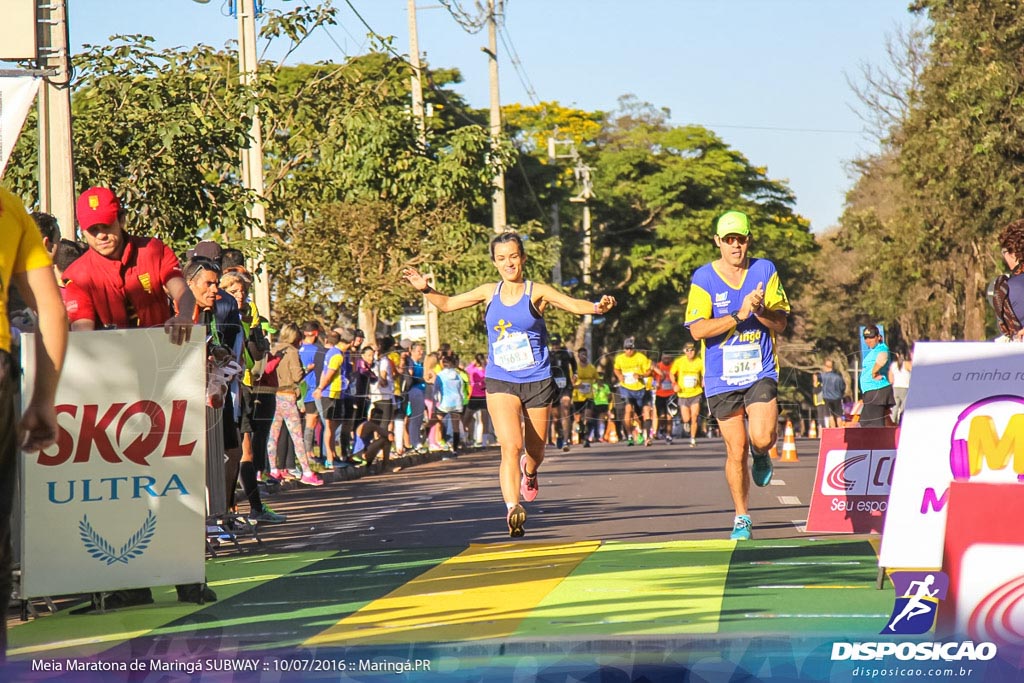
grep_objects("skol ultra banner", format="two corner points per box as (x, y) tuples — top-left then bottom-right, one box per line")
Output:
(879, 342), (1024, 570)
(805, 427), (897, 534)
(19, 328), (207, 597)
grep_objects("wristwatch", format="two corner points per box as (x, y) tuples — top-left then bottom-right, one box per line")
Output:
(730, 310), (742, 325)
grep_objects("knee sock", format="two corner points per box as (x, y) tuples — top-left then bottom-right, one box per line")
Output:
(240, 461), (262, 513)
(303, 427), (316, 458)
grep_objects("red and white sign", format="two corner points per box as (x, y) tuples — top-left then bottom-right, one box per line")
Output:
(805, 427), (898, 533)
(938, 482), (1024, 648)
(879, 342), (1024, 570)
(19, 328), (207, 598)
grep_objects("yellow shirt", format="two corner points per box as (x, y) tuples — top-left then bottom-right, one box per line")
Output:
(613, 351), (651, 391)
(670, 355), (704, 398)
(1, 187), (52, 353)
(573, 363), (599, 402)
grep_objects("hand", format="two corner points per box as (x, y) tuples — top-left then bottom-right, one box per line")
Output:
(18, 402), (58, 452)
(742, 282), (765, 318)
(402, 267), (429, 292)
(595, 294), (617, 314)
(313, 387), (323, 399)
(164, 314), (194, 346)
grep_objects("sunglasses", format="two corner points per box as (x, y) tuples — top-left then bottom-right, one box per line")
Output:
(863, 334), (877, 340)
(720, 234), (749, 245)
(186, 256), (222, 280)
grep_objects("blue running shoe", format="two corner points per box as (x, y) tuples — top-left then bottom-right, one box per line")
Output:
(730, 515), (753, 541)
(751, 450), (773, 487)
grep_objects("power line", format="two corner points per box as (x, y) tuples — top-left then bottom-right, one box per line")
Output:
(497, 23), (538, 106)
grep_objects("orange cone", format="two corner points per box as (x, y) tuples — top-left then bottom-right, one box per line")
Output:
(808, 420), (818, 439)
(769, 443), (779, 460)
(606, 417), (619, 443)
(781, 419), (799, 462)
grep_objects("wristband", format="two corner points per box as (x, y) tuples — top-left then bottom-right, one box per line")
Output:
(593, 301), (600, 314)
(420, 285), (435, 295)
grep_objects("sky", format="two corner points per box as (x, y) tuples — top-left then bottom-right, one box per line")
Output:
(67, 0), (919, 233)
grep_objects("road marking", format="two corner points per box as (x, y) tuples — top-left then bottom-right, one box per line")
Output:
(792, 519), (807, 533)
(777, 495), (802, 505)
(769, 479), (786, 486)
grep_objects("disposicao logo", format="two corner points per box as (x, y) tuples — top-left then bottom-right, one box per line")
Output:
(883, 571), (949, 635)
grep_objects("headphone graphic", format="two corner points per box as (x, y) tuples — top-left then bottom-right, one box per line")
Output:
(949, 394), (1024, 482)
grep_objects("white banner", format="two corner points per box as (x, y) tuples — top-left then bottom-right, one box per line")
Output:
(20, 328), (208, 598)
(0, 76), (40, 177)
(879, 341), (1024, 569)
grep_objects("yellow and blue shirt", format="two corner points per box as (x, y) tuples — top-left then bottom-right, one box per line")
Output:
(1, 187), (52, 354)
(684, 257), (790, 397)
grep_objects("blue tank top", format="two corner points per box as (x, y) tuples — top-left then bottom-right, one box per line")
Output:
(484, 281), (551, 384)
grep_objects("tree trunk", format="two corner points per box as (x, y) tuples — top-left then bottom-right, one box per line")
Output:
(358, 304), (379, 345)
(962, 241), (987, 341)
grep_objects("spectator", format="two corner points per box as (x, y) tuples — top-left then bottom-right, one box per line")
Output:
(820, 358), (846, 428)
(993, 219), (1024, 339)
(434, 354), (466, 455)
(1, 187), (67, 659)
(62, 187), (193, 342)
(859, 325), (894, 428)
(267, 323), (323, 486)
(406, 341), (428, 453)
(889, 349), (912, 426)
(314, 329), (355, 467)
(298, 321), (326, 469)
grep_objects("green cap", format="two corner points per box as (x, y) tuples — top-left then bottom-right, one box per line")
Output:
(716, 211), (751, 238)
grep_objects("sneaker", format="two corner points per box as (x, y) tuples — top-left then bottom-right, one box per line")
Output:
(507, 504), (527, 538)
(309, 461), (330, 474)
(562, 443), (570, 452)
(520, 454), (539, 502)
(751, 449), (774, 487)
(350, 452), (367, 466)
(626, 437), (634, 447)
(582, 440), (591, 449)
(666, 435), (673, 445)
(251, 505), (287, 523)
(690, 437), (696, 448)
(556, 436), (564, 450)
(299, 472), (324, 487)
(730, 514), (753, 541)
(269, 469), (294, 482)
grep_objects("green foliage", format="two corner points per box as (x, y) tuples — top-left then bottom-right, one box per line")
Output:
(6, 36), (255, 254)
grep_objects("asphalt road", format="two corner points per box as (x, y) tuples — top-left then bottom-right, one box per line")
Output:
(248, 436), (823, 552)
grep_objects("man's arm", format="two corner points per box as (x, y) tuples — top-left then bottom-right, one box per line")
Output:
(11, 266), (68, 451)
(164, 275), (196, 345)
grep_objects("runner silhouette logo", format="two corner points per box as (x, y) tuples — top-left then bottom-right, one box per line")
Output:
(883, 571), (949, 635)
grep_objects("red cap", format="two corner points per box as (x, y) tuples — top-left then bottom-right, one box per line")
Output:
(76, 187), (121, 230)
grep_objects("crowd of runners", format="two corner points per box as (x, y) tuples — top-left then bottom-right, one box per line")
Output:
(4, 186), (794, 630)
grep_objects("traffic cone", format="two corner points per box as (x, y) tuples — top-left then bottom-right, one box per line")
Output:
(606, 417), (619, 443)
(769, 443), (779, 460)
(781, 420), (799, 462)
(809, 420), (818, 439)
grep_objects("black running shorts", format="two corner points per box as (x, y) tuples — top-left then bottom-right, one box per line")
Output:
(485, 377), (558, 409)
(706, 377), (778, 420)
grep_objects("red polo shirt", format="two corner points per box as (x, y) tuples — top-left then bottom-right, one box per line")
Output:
(62, 235), (183, 329)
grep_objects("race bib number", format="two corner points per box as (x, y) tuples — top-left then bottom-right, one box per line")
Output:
(493, 332), (535, 371)
(624, 372), (637, 385)
(578, 382), (591, 394)
(722, 343), (762, 385)
(683, 375), (698, 389)
(554, 377), (567, 389)
(660, 379), (673, 391)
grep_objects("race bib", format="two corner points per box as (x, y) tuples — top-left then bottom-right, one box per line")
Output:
(554, 377), (567, 389)
(493, 332), (535, 371)
(683, 376), (698, 389)
(578, 382), (592, 395)
(624, 372), (637, 385)
(660, 379), (673, 391)
(722, 342), (762, 385)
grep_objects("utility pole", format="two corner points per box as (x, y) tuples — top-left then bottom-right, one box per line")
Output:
(407, 0), (426, 146)
(36, 0), (75, 238)
(486, 0), (506, 234)
(570, 159), (595, 353)
(423, 273), (439, 354)
(236, 0), (272, 318)
(547, 135), (562, 286)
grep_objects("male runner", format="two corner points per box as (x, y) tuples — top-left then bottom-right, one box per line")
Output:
(612, 337), (651, 446)
(670, 342), (704, 447)
(685, 210), (790, 540)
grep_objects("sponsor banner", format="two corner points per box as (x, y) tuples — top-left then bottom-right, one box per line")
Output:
(0, 76), (40, 177)
(939, 481), (1024, 650)
(805, 427), (897, 533)
(878, 342), (1024, 570)
(19, 328), (207, 597)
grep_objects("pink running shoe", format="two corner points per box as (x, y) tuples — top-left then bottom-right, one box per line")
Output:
(299, 472), (324, 487)
(520, 454), (539, 503)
